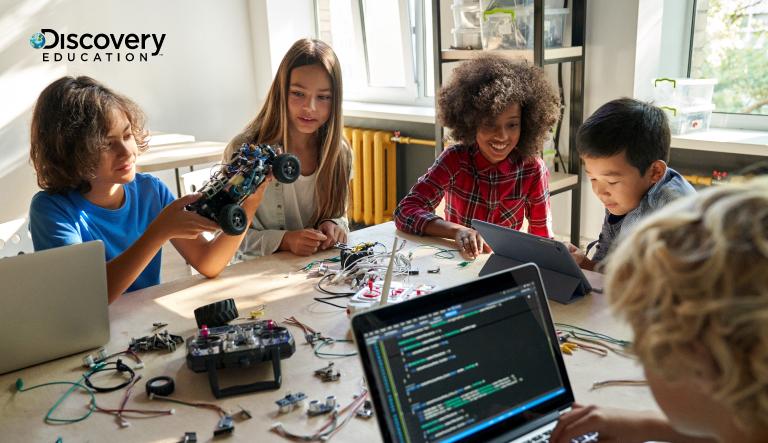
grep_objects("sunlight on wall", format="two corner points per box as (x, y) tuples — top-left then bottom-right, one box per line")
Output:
(0, 0), (57, 54)
(0, 62), (66, 175)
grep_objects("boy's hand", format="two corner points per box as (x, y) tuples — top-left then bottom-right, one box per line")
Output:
(550, 404), (659, 443)
(454, 228), (486, 260)
(565, 241), (586, 265)
(317, 221), (347, 250)
(155, 194), (220, 240)
(281, 229), (328, 256)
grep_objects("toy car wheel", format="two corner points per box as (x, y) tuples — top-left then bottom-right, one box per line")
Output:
(273, 154), (300, 184)
(218, 204), (248, 236)
(194, 298), (239, 328)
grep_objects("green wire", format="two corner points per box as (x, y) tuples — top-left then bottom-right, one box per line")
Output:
(300, 256), (341, 271)
(313, 339), (357, 358)
(554, 323), (632, 347)
(411, 244), (461, 260)
(16, 377), (97, 424)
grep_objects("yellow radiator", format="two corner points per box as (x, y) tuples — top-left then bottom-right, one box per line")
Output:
(344, 128), (397, 225)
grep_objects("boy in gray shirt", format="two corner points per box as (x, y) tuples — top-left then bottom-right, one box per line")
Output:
(567, 98), (695, 270)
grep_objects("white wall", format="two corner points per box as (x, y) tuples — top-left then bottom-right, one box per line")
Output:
(0, 0), (265, 231)
(580, 0), (641, 240)
(1, 0), (677, 247)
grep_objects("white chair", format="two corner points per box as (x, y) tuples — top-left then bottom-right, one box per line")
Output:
(0, 216), (34, 258)
(179, 166), (219, 196)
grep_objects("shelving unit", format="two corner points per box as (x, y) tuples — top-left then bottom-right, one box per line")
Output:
(432, 0), (586, 244)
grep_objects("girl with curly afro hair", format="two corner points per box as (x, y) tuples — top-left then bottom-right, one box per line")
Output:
(394, 55), (560, 258)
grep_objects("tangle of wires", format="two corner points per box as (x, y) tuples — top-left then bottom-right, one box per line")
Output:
(284, 317), (357, 358)
(554, 322), (633, 358)
(311, 240), (414, 309)
(15, 357), (173, 427)
(270, 389), (369, 441)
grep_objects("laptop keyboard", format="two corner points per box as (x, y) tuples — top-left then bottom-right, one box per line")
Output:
(517, 430), (599, 443)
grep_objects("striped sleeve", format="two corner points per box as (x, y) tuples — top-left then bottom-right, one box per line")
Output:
(394, 148), (458, 235)
(524, 158), (553, 238)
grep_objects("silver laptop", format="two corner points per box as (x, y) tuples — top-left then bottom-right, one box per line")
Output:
(352, 263), (595, 443)
(0, 241), (110, 374)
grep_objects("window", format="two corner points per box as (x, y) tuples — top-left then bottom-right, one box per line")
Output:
(316, 0), (434, 105)
(689, 0), (768, 118)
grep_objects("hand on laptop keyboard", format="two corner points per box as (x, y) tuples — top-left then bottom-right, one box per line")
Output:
(520, 429), (598, 443)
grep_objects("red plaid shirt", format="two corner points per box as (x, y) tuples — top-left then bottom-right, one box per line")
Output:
(394, 144), (553, 238)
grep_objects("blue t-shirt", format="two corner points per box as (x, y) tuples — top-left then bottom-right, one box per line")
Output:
(29, 173), (176, 293)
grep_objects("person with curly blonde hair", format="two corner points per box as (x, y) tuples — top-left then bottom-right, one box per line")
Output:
(551, 178), (768, 443)
(394, 55), (560, 259)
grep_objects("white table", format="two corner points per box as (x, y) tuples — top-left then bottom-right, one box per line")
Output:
(137, 141), (227, 196)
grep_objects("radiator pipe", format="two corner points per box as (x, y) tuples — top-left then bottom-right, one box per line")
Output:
(390, 134), (436, 147)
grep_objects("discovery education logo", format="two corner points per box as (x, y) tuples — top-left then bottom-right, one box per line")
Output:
(29, 29), (166, 62)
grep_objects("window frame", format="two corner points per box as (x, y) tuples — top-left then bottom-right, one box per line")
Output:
(686, 0), (768, 131)
(314, 0), (434, 107)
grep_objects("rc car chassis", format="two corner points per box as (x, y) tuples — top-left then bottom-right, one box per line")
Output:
(186, 143), (300, 235)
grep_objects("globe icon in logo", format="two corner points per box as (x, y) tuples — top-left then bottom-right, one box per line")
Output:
(29, 32), (45, 49)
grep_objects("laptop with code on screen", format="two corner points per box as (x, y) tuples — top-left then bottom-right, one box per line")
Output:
(352, 263), (594, 443)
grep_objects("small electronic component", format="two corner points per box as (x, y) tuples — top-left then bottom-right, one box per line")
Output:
(181, 432), (197, 443)
(237, 405), (252, 420)
(82, 354), (95, 368)
(213, 415), (235, 436)
(307, 396), (337, 416)
(313, 362), (341, 382)
(129, 330), (184, 353)
(355, 400), (374, 419)
(276, 392), (307, 414)
(346, 281), (438, 316)
(339, 242), (376, 270)
(428, 266), (440, 274)
(304, 331), (324, 345)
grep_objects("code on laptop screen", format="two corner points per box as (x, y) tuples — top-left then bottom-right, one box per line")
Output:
(363, 282), (565, 443)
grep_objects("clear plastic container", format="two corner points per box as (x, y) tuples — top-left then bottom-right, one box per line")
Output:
(653, 78), (717, 107)
(452, 3), (482, 30)
(452, 28), (482, 49)
(662, 103), (715, 135)
(480, 0), (568, 50)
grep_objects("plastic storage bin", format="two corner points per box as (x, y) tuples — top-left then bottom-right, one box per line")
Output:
(662, 104), (715, 135)
(653, 78), (717, 107)
(452, 3), (482, 30)
(480, 0), (568, 50)
(452, 28), (482, 49)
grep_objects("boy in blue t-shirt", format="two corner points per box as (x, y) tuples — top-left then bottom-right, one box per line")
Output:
(29, 76), (268, 303)
(567, 98), (695, 270)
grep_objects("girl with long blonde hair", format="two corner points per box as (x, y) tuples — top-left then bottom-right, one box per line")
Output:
(223, 38), (351, 257)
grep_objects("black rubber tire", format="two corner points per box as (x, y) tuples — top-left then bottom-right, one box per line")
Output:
(272, 154), (300, 184)
(194, 298), (239, 328)
(218, 204), (247, 236)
